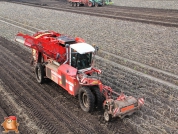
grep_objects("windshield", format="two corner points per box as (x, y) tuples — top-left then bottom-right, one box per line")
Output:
(71, 48), (92, 70)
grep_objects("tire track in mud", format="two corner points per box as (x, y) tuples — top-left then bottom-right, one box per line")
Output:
(0, 105), (8, 133)
(0, 80), (46, 134)
(0, 98), (8, 120)
(0, 57), (71, 133)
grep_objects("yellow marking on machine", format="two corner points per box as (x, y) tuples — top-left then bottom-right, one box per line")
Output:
(34, 33), (50, 39)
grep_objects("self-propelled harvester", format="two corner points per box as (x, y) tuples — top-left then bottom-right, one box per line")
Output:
(15, 30), (144, 121)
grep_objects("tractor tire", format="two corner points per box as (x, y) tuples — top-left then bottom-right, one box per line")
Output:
(79, 86), (95, 112)
(91, 86), (103, 109)
(35, 63), (45, 84)
(71, 2), (74, 7)
(88, 2), (92, 7)
(104, 109), (112, 122)
(77, 2), (80, 7)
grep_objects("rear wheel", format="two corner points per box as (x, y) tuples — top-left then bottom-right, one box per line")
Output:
(77, 2), (80, 7)
(35, 63), (44, 84)
(79, 87), (95, 112)
(104, 109), (112, 122)
(88, 2), (92, 7)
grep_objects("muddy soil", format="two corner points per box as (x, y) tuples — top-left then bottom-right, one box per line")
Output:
(0, 35), (178, 134)
(0, 36), (138, 134)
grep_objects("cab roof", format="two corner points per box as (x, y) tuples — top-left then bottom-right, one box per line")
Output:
(70, 43), (95, 54)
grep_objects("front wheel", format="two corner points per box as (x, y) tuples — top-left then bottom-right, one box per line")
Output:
(35, 63), (44, 84)
(79, 87), (95, 112)
(104, 109), (112, 122)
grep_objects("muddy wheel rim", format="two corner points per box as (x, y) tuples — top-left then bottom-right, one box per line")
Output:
(82, 93), (89, 107)
(104, 111), (109, 121)
(88, 2), (92, 7)
(37, 68), (41, 80)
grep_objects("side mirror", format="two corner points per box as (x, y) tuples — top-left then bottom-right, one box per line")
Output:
(93, 45), (99, 52)
(95, 46), (99, 51)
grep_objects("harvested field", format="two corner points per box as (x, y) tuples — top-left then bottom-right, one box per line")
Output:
(0, 36), (178, 133)
(0, 1), (178, 134)
(0, 2), (177, 75)
(0, 36), (138, 134)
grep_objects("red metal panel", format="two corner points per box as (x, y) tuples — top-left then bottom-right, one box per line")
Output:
(70, 0), (81, 2)
(51, 70), (59, 84)
(66, 76), (80, 96)
(57, 64), (79, 96)
(120, 105), (135, 113)
(82, 0), (89, 5)
(58, 64), (77, 77)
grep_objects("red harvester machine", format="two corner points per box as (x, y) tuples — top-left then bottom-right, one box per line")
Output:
(15, 30), (144, 121)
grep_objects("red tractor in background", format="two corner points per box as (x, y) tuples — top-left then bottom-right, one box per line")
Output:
(15, 30), (144, 121)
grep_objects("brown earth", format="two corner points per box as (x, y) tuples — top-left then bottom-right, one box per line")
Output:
(0, 34), (178, 134)
(0, 1), (178, 133)
(0, 36), (138, 134)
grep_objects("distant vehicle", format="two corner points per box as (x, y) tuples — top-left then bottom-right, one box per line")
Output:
(68, 0), (113, 7)
(103, 0), (113, 5)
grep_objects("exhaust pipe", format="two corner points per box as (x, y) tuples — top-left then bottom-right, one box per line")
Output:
(63, 44), (69, 64)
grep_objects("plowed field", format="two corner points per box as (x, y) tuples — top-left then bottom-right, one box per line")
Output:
(0, 37), (136, 133)
(0, 36), (178, 134)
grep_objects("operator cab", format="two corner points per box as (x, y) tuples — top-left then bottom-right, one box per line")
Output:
(70, 43), (95, 71)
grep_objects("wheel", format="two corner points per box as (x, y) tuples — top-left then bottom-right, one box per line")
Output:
(88, 2), (92, 7)
(79, 86), (95, 112)
(35, 63), (45, 84)
(104, 109), (112, 122)
(77, 2), (80, 7)
(91, 86), (103, 109)
(71, 2), (74, 7)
